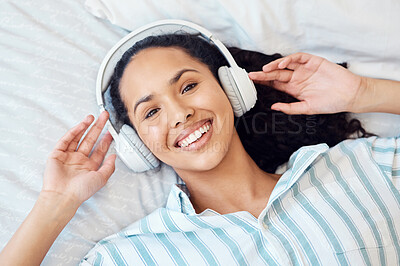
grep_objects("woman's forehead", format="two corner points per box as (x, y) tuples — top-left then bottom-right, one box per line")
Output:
(119, 47), (209, 103)
(122, 48), (205, 87)
(130, 47), (198, 67)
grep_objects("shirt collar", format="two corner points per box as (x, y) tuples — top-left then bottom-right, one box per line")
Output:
(165, 143), (329, 216)
(263, 143), (329, 211)
(165, 183), (197, 215)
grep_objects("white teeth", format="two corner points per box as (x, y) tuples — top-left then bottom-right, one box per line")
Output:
(194, 130), (202, 138)
(182, 139), (188, 147)
(189, 134), (197, 142)
(179, 122), (211, 147)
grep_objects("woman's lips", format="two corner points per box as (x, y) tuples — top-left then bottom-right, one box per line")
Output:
(175, 120), (213, 151)
(174, 119), (211, 146)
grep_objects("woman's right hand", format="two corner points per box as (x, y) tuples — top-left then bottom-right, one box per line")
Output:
(0, 111), (117, 266)
(42, 110), (116, 208)
(248, 53), (366, 115)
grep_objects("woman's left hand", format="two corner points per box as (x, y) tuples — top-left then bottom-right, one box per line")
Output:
(248, 52), (365, 115)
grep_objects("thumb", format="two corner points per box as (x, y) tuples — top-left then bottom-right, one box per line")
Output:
(271, 101), (312, 115)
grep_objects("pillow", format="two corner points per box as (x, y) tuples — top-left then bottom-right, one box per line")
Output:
(85, 0), (400, 137)
(84, 0), (258, 50)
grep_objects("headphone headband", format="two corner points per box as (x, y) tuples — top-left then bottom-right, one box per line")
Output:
(96, 19), (241, 108)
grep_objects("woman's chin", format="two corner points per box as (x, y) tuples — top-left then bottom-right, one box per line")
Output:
(171, 153), (225, 173)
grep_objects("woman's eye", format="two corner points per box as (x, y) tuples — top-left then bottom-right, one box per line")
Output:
(182, 83), (197, 94)
(145, 108), (159, 119)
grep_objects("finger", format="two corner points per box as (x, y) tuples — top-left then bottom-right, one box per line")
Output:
(261, 57), (287, 72)
(278, 56), (308, 71)
(263, 53), (311, 72)
(249, 70), (293, 84)
(77, 111), (109, 156)
(279, 60), (302, 71)
(271, 101), (312, 115)
(277, 56), (292, 69)
(97, 154), (117, 184)
(90, 131), (114, 168)
(279, 53), (311, 66)
(54, 115), (94, 152)
(67, 115), (95, 152)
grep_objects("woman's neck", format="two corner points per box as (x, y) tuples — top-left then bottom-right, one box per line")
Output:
(174, 130), (281, 218)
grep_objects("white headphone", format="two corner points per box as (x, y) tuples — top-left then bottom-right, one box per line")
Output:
(96, 19), (257, 172)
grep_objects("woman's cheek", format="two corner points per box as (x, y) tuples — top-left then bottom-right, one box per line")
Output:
(139, 123), (166, 154)
(199, 85), (231, 110)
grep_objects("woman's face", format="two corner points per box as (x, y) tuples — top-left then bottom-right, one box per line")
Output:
(119, 47), (235, 172)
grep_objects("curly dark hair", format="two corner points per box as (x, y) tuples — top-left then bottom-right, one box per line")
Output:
(109, 34), (375, 173)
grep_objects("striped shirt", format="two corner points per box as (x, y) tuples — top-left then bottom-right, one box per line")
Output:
(81, 136), (400, 265)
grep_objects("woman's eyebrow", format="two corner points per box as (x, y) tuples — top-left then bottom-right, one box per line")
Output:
(134, 94), (153, 115)
(169, 68), (199, 85)
(134, 68), (199, 115)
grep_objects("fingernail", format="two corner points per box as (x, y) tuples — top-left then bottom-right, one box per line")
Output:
(271, 105), (280, 111)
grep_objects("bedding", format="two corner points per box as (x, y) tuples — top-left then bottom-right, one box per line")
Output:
(0, 0), (399, 265)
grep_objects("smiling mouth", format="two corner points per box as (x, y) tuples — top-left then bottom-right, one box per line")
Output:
(175, 120), (213, 149)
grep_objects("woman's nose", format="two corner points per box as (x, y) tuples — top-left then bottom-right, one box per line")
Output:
(169, 104), (194, 128)
(174, 113), (192, 127)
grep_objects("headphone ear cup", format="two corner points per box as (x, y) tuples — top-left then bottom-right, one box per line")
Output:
(118, 124), (160, 172)
(218, 66), (245, 117)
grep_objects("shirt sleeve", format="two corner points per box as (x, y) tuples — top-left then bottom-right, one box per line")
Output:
(365, 136), (400, 191)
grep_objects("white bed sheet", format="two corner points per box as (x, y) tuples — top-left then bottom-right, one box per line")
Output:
(0, 0), (399, 265)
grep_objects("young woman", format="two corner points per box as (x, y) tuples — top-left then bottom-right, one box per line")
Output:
(1, 34), (399, 265)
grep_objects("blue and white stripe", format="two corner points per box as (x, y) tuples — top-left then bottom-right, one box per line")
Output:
(81, 136), (400, 265)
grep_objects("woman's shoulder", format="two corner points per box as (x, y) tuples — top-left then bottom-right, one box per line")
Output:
(335, 136), (400, 155)
(282, 136), (399, 175)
